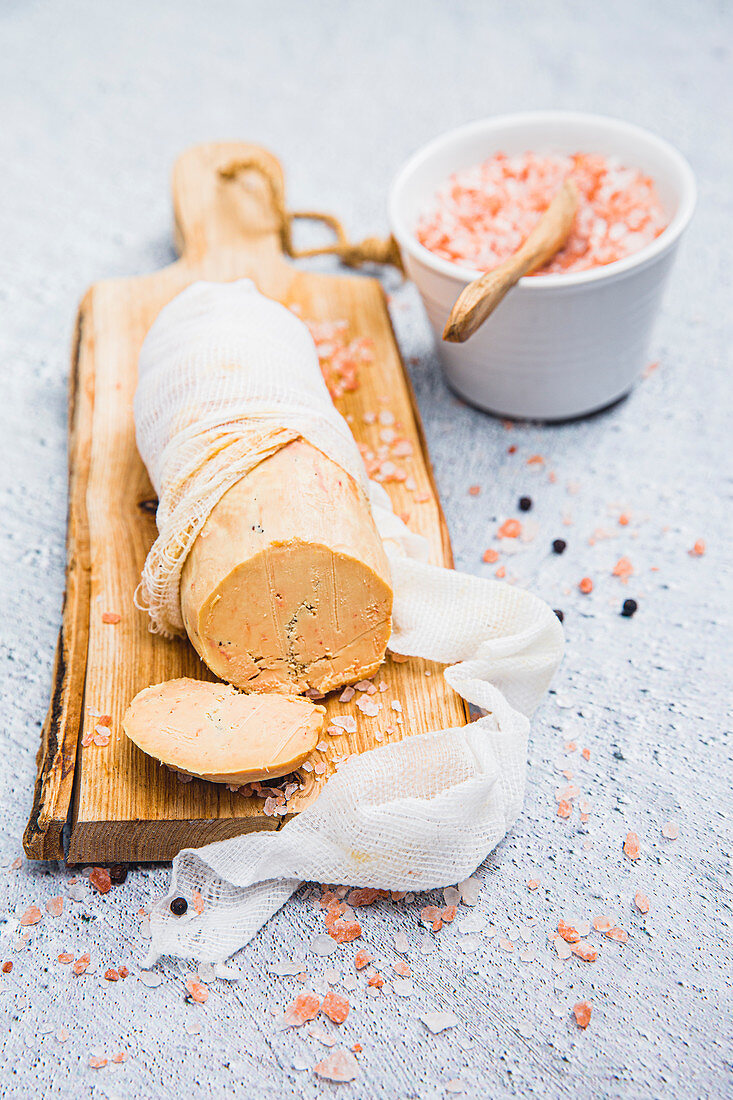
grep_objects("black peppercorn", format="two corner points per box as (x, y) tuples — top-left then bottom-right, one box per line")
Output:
(109, 864), (128, 885)
(621, 598), (638, 618)
(552, 539), (566, 554)
(554, 609), (564, 623)
(170, 897), (188, 916)
(518, 496), (532, 512)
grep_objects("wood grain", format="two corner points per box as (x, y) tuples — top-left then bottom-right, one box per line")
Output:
(22, 301), (95, 859)
(25, 142), (468, 864)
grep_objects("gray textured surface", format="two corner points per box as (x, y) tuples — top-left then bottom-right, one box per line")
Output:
(0, 1), (730, 1097)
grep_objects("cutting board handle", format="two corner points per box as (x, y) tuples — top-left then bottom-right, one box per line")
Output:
(172, 142), (288, 265)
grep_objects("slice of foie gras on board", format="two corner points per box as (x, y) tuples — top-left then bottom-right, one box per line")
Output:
(123, 678), (325, 784)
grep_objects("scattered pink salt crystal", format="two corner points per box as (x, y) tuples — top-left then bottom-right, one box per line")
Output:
(557, 921), (580, 943)
(331, 715), (357, 734)
(314, 1048), (359, 1082)
(321, 991), (350, 1024)
(458, 878), (481, 905)
(606, 926), (629, 944)
(284, 992), (321, 1026)
(623, 832), (640, 861)
(185, 977), (209, 1003)
(552, 938), (572, 960)
(354, 949), (373, 970)
(634, 892), (650, 914)
(88, 867), (112, 894)
(571, 941), (598, 962)
(347, 887), (385, 907)
(420, 1010), (459, 1034)
(355, 696), (380, 717)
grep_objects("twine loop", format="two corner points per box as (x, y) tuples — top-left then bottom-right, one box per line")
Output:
(219, 156), (403, 271)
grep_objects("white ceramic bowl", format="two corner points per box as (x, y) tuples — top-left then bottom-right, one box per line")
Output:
(389, 111), (696, 420)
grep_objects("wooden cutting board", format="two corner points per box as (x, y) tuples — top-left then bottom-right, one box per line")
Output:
(23, 141), (468, 865)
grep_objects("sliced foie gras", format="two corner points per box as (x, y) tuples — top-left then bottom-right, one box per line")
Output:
(123, 678), (325, 784)
(181, 439), (393, 695)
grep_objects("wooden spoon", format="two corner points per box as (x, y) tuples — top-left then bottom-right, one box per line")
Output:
(442, 179), (579, 344)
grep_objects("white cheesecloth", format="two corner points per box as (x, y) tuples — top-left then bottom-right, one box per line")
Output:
(134, 279), (564, 964)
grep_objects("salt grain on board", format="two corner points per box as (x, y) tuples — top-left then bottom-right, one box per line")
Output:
(330, 715), (357, 734)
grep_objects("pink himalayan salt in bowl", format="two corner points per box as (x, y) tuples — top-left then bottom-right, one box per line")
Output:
(416, 151), (667, 277)
(389, 113), (696, 420)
